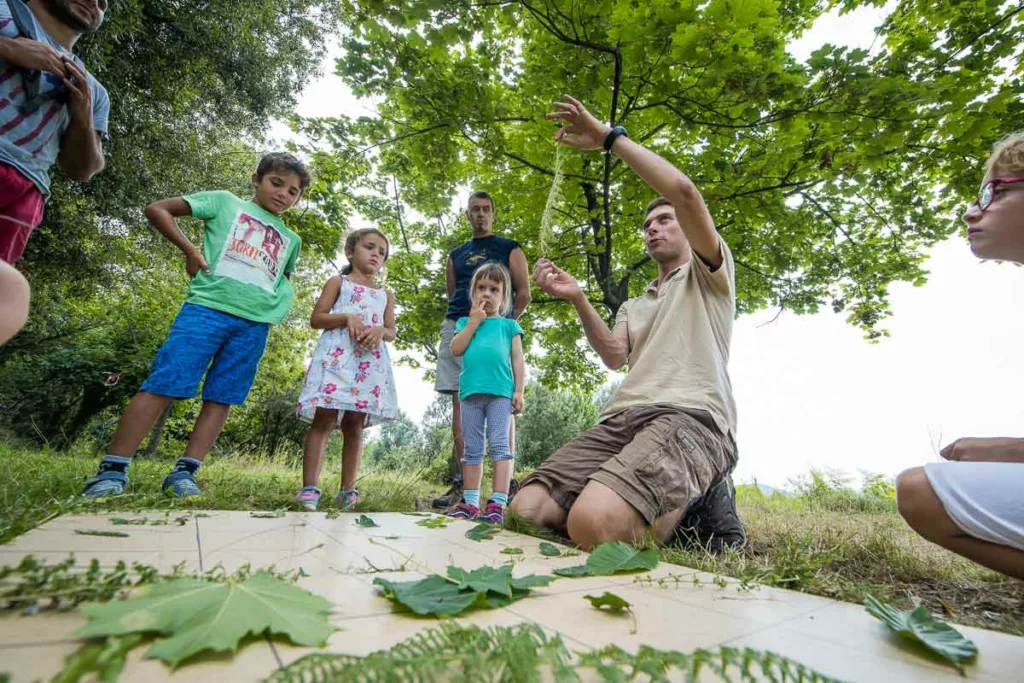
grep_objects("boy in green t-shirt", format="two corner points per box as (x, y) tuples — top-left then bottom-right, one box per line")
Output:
(82, 153), (311, 498)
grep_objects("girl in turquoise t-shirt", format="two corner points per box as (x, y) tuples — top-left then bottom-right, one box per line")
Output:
(448, 262), (526, 525)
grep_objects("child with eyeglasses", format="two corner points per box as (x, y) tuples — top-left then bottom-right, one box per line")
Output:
(896, 132), (1024, 579)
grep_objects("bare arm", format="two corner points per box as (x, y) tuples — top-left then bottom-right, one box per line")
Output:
(533, 258), (629, 370)
(382, 289), (397, 342)
(511, 334), (526, 395)
(451, 299), (486, 356)
(310, 277), (348, 330)
(145, 197), (212, 279)
(509, 247), (532, 319)
(56, 59), (104, 181)
(445, 256), (455, 299)
(548, 95), (721, 268)
(942, 437), (1024, 464)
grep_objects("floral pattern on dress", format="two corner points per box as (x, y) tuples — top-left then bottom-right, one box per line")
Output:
(296, 275), (399, 427)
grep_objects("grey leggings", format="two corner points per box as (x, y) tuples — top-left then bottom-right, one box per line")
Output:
(460, 394), (514, 465)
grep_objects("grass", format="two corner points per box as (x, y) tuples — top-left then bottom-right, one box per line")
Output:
(2, 441), (1021, 637)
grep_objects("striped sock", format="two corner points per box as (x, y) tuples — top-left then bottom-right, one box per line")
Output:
(489, 491), (508, 508)
(463, 489), (481, 508)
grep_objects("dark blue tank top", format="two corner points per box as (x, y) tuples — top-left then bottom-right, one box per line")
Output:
(446, 235), (521, 320)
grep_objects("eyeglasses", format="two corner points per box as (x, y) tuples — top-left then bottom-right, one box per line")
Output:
(973, 177), (1024, 212)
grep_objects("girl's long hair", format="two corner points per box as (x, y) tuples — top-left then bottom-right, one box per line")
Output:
(469, 262), (513, 317)
(341, 228), (390, 276)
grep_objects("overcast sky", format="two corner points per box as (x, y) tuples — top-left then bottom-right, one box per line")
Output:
(271, 4), (1024, 488)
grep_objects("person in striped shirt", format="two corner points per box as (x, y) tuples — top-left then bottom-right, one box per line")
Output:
(0, 0), (109, 264)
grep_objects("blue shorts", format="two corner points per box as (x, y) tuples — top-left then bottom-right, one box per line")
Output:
(141, 303), (270, 406)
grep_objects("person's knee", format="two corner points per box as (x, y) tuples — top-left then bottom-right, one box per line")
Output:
(340, 411), (363, 435)
(509, 484), (564, 527)
(567, 501), (641, 551)
(896, 467), (937, 535)
(0, 262), (30, 345)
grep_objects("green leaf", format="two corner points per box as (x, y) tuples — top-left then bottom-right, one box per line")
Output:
(446, 565), (514, 598)
(499, 547), (523, 555)
(553, 565), (589, 577)
(77, 573), (335, 666)
(416, 516), (451, 529)
(109, 518), (148, 526)
(510, 574), (557, 591)
(325, 510), (340, 520)
(250, 510), (286, 519)
(355, 515), (379, 528)
(74, 530), (129, 538)
(584, 592), (631, 612)
(864, 595), (978, 668)
(539, 542), (562, 557)
(465, 523), (499, 542)
(402, 512), (430, 517)
(373, 575), (483, 617)
(585, 542), (659, 576)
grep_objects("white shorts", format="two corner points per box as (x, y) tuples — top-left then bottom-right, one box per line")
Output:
(924, 461), (1024, 552)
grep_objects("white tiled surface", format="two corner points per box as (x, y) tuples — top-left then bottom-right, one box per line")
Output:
(1, 511), (1020, 682)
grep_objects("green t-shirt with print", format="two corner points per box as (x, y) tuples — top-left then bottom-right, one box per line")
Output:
(182, 191), (302, 324)
(455, 316), (524, 402)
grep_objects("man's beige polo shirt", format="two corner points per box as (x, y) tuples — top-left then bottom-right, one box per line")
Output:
(600, 237), (737, 438)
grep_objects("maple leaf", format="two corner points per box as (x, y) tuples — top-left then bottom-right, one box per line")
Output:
(374, 565), (555, 617)
(76, 573), (335, 666)
(464, 523), (499, 542)
(355, 515), (379, 528)
(416, 516), (451, 529)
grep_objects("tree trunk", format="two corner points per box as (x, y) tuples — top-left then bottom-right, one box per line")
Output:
(140, 403), (173, 458)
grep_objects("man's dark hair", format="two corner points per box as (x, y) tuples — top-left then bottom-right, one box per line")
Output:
(644, 197), (673, 217)
(256, 152), (312, 191)
(468, 190), (495, 211)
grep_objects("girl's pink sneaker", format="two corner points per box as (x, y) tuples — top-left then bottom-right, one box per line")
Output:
(335, 489), (361, 510)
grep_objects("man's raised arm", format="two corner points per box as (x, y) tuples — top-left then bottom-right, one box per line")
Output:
(547, 95), (721, 269)
(533, 258), (628, 370)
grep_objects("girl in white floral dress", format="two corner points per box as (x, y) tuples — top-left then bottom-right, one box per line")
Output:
(295, 228), (399, 510)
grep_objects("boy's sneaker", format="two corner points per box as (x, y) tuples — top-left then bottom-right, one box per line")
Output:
(81, 471), (127, 497)
(446, 501), (480, 520)
(296, 487), (322, 511)
(475, 502), (504, 525)
(162, 470), (202, 498)
(335, 489), (361, 510)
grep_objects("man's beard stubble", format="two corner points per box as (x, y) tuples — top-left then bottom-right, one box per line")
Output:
(40, 0), (102, 33)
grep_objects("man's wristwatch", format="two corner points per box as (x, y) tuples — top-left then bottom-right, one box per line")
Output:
(603, 125), (629, 152)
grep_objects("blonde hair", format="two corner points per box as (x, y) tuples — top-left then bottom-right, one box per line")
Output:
(469, 262), (513, 316)
(985, 132), (1024, 176)
(341, 228), (390, 276)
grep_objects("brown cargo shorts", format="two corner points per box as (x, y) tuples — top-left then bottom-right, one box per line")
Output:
(520, 404), (736, 525)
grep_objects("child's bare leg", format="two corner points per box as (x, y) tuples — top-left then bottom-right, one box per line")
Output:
(492, 459), (513, 495)
(463, 463), (483, 491)
(303, 408), (339, 487)
(183, 401), (231, 461)
(108, 392), (175, 457)
(339, 411), (365, 491)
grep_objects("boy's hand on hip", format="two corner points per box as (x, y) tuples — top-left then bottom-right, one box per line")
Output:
(512, 392), (525, 415)
(185, 249), (210, 278)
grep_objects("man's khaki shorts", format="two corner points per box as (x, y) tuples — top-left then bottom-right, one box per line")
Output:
(520, 404), (736, 524)
(433, 317), (462, 394)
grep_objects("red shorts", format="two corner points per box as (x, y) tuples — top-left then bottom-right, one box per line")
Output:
(0, 162), (45, 263)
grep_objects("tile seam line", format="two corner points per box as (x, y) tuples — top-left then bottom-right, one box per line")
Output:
(194, 513), (204, 573)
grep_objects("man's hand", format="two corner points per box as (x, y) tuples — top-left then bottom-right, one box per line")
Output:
(185, 249), (210, 278)
(546, 95), (612, 151)
(3, 37), (67, 75)
(357, 326), (385, 349)
(512, 391), (525, 415)
(469, 297), (487, 325)
(940, 437), (1024, 463)
(533, 258), (583, 302)
(60, 57), (93, 126)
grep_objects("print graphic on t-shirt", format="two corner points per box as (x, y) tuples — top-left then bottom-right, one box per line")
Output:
(213, 210), (291, 292)
(465, 250), (490, 267)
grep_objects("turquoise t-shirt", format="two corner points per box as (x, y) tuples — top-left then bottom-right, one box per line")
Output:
(182, 191), (302, 324)
(455, 316), (524, 402)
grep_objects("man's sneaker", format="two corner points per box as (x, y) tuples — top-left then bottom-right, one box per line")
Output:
(432, 479), (463, 510)
(475, 502), (504, 525)
(81, 471), (127, 497)
(162, 470), (202, 498)
(335, 489), (361, 510)
(446, 501), (480, 520)
(674, 476), (746, 553)
(296, 487), (322, 511)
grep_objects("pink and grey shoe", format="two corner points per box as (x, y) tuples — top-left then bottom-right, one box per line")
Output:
(335, 488), (361, 510)
(475, 501), (505, 525)
(446, 501), (480, 520)
(296, 486), (321, 511)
